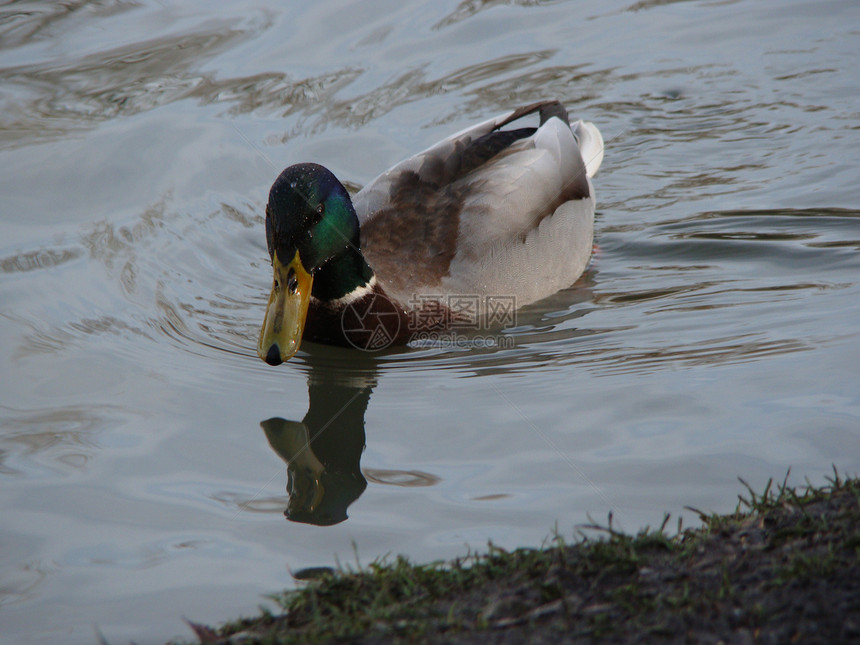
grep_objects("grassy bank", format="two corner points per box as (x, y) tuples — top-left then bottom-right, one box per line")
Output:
(177, 472), (860, 644)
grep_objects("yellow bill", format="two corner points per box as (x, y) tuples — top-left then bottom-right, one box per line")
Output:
(258, 250), (313, 365)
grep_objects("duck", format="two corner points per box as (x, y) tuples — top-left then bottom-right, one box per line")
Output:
(258, 99), (603, 365)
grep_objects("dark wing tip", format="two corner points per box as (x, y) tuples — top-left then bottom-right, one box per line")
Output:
(538, 101), (569, 126)
(496, 100), (569, 131)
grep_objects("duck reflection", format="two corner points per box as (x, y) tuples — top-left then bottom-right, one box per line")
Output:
(261, 350), (376, 526)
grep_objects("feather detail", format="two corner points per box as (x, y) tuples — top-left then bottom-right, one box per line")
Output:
(351, 100), (601, 310)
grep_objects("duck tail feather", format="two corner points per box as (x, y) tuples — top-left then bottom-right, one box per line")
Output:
(572, 120), (604, 178)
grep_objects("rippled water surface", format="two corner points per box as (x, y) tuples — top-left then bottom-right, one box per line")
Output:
(2, 1), (859, 642)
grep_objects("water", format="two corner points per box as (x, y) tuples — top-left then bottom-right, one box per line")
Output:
(2, 0), (859, 642)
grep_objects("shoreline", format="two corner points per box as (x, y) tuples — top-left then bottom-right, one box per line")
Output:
(176, 472), (860, 644)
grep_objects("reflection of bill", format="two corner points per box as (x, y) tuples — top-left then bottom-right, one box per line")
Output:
(341, 292), (402, 351)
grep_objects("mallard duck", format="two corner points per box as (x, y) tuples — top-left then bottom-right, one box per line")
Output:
(258, 100), (603, 365)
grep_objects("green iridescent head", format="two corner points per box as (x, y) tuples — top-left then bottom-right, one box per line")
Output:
(265, 163), (360, 272)
(258, 163), (366, 366)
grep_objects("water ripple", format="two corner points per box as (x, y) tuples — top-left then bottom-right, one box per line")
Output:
(0, 247), (83, 273)
(0, 404), (121, 477)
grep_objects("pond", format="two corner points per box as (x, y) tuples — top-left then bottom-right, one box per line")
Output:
(1, 0), (859, 643)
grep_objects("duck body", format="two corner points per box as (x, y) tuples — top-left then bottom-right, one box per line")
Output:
(259, 100), (603, 364)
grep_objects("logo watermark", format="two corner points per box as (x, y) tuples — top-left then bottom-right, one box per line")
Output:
(341, 293), (402, 351)
(341, 293), (516, 352)
(409, 332), (515, 350)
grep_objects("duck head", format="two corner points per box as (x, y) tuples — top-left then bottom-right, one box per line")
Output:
(258, 163), (361, 365)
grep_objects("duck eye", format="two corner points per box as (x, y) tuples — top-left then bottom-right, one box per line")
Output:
(287, 268), (299, 294)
